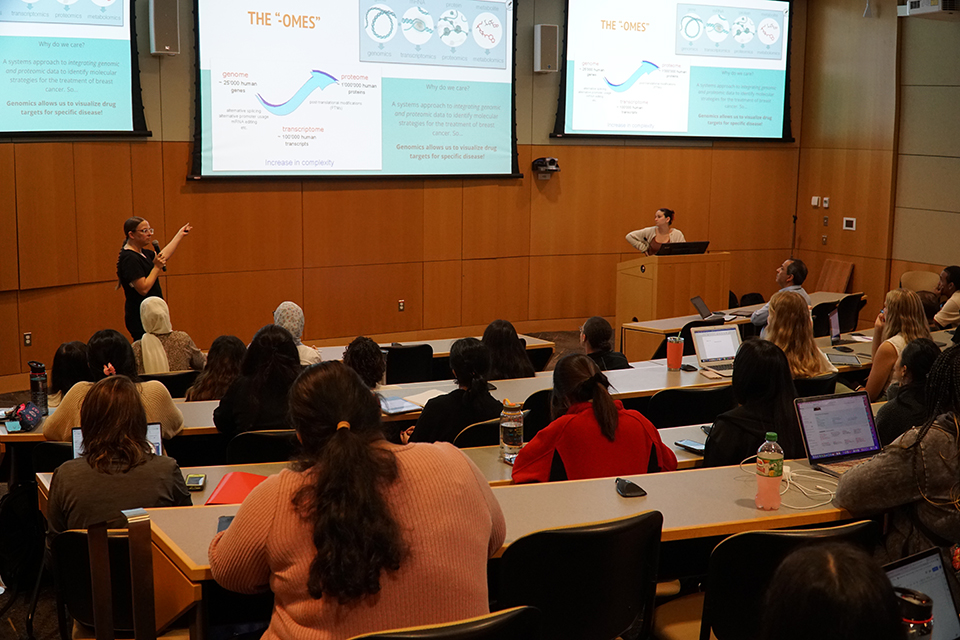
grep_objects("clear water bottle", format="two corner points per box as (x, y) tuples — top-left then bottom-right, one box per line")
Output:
(755, 432), (783, 510)
(28, 360), (48, 416)
(499, 400), (523, 465)
(895, 587), (933, 639)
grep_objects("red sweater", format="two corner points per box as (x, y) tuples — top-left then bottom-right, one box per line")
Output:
(511, 401), (678, 483)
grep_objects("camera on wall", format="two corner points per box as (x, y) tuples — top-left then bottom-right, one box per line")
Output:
(532, 157), (560, 179)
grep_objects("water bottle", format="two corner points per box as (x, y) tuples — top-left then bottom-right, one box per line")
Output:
(895, 587), (933, 639)
(499, 399), (523, 465)
(28, 360), (48, 416)
(755, 432), (783, 510)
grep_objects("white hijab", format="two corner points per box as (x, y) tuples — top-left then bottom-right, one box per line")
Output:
(140, 296), (172, 374)
(273, 301), (305, 345)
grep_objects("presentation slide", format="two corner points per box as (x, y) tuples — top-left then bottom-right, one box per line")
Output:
(558, 0), (790, 139)
(0, 0), (143, 134)
(195, 0), (516, 177)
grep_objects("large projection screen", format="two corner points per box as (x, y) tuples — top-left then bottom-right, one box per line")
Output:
(0, 0), (148, 136)
(555, 0), (792, 140)
(192, 0), (518, 178)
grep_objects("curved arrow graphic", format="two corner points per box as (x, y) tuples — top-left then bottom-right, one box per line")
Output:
(604, 61), (659, 93)
(256, 70), (338, 116)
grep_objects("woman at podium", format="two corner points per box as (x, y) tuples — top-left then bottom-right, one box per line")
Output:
(625, 208), (686, 256)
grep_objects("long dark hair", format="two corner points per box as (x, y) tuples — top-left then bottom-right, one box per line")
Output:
(731, 339), (800, 453)
(242, 325), (301, 405)
(80, 376), (153, 474)
(289, 362), (405, 604)
(88, 330), (138, 381)
(50, 341), (93, 396)
(450, 338), (492, 411)
(551, 354), (619, 441)
(343, 336), (385, 389)
(185, 335), (246, 401)
(482, 319), (535, 380)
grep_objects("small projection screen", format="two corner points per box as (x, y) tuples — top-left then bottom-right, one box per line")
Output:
(0, 0), (148, 135)
(192, 0), (518, 178)
(555, 0), (792, 140)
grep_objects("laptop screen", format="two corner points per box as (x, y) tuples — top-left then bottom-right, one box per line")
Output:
(72, 423), (163, 459)
(886, 548), (960, 640)
(690, 296), (711, 319)
(829, 308), (841, 343)
(795, 392), (881, 461)
(691, 326), (740, 364)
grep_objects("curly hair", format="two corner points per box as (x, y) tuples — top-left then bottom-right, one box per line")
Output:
(342, 336), (386, 389)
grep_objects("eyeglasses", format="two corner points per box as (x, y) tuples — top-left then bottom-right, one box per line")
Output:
(138, 227), (154, 234)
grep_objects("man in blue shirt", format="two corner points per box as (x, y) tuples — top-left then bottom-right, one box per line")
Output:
(751, 258), (811, 335)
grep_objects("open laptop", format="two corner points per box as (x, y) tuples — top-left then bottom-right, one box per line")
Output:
(689, 325), (742, 377)
(72, 422), (163, 458)
(829, 308), (858, 346)
(794, 392), (882, 477)
(886, 547), (960, 640)
(690, 296), (727, 321)
(656, 241), (709, 256)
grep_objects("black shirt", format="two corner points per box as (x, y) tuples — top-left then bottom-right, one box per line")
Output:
(410, 388), (503, 444)
(117, 248), (162, 340)
(587, 350), (631, 371)
(876, 384), (927, 446)
(214, 375), (292, 437)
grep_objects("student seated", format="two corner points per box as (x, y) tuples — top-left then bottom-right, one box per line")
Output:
(273, 301), (321, 366)
(482, 319), (535, 380)
(917, 290), (941, 330)
(342, 336), (385, 389)
(580, 316), (630, 371)
(48, 341), (92, 408)
(875, 337), (940, 446)
(703, 339), (804, 468)
(43, 330), (183, 441)
(857, 289), (932, 401)
(765, 291), (837, 379)
(934, 265), (960, 329)
(511, 354), (676, 482)
(208, 362), (505, 639)
(47, 375), (191, 533)
(132, 296), (206, 374)
(185, 335), (247, 402)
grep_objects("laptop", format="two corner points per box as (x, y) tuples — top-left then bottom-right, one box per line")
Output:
(656, 241), (709, 256)
(72, 422), (163, 458)
(886, 547), (960, 640)
(690, 296), (727, 321)
(829, 308), (858, 346)
(794, 392), (882, 477)
(689, 325), (742, 377)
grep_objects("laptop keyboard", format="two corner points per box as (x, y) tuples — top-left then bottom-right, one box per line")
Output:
(710, 363), (734, 371)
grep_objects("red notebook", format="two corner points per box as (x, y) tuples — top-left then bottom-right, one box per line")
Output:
(205, 472), (268, 505)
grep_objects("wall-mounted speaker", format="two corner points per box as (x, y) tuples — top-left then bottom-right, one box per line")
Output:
(150, 0), (180, 56)
(534, 24), (559, 73)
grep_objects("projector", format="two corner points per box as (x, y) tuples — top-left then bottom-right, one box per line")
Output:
(532, 157), (560, 172)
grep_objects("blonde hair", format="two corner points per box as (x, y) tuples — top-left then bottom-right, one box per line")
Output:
(882, 289), (931, 344)
(766, 291), (825, 378)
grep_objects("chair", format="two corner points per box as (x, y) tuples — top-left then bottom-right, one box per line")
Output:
(0, 482), (46, 639)
(527, 346), (554, 373)
(645, 386), (736, 430)
(836, 293), (865, 333)
(140, 370), (200, 399)
(497, 510), (663, 640)
(31, 441), (73, 472)
(347, 606), (542, 639)
(900, 270), (940, 292)
(521, 388), (552, 441)
(815, 259), (854, 293)
(651, 318), (724, 360)
(652, 520), (879, 640)
(739, 292), (764, 306)
(793, 372), (838, 398)
(453, 417), (501, 449)
(810, 301), (837, 338)
(226, 430), (300, 464)
(385, 345), (434, 384)
(728, 291), (738, 308)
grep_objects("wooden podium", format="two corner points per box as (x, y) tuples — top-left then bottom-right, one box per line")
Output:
(615, 253), (731, 349)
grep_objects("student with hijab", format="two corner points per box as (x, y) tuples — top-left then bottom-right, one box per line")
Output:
(273, 301), (321, 366)
(132, 297), (205, 374)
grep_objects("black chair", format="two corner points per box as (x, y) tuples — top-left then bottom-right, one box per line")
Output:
(739, 292), (764, 306)
(521, 388), (552, 442)
(811, 301), (838, 338)
(836, 293), (865, 333)
(453, 416), (506, 449)
(497, 510), (663, 640)
(163, 432), (228, 468)
(651, 318), (724, 360)
(793, 372), (838, 398)
(226, 430), (300, 464)
(645, 386), (736, 429)
(384, 345), (434, 384)
(140, 370), (200, 399)
(348, 606), (542, 640)
(31, 441), (73, 473)
(653, 520), (879, 640)
(728, 291), (738, 308)
(527, 346), (554, 373)
(0, 482), (46, 639)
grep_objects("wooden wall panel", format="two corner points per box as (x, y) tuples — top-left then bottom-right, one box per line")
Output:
(889, 260), (945, 292)
(0, 292), (20, 376)
(161, 143), (303, 274)
(423, 180), (463, 262)
(423, 261), (462, 330)
(463, 145), (532, 259)
(165, 269), (303, 349)
(75, 143), (134, 284)
(0, 146), (18, 291)
(303, 263), (423, 338)
(304, 180), (424, 268)
(728, 249), (791, 305)
(461, 258), (529, 326)
(796, 249), (889, 328)
(528, 254), (619, 321)
(796, 149), (894, 259)
(16, 143), (79, 290)
(131, 142), (166, 226)
(709, 149), (798, 251)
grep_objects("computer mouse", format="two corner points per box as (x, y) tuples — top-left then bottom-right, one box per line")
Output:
(834, 346), (854, 353)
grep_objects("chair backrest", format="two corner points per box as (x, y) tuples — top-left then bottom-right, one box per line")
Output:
(527, 346), (554, 373)
(810, 301), (838, 338)
(226, 430), (300, 464)
(836, 293), (865, 333)
(346, 606), (542, 640)
(385, 345), (434, 384)
(498, 510), (663, 640)
(140, 370), (200, 399)
(701, 520), (879, 640)
(31, 441), (73, 472)
(652, 318), (724, 359)
(793, 372), (838, 398)
(815, 259), (854, 293)
(739, 292), (764, 307)
(729, 291), (739, 308)
(900, 270), (940, 292)
(453, 414), (521, 449)
(521, 388), (552, 441)
(645, 385), (736, 429)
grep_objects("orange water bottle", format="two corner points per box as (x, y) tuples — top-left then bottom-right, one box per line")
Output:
(756, 432), (783, 510)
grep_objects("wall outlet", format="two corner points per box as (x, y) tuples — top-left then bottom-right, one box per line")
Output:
(823, 216), (829, 227)
(398, 300), (405, 311)
(23, 332), (32, 347)
(821, 235), (828, 245)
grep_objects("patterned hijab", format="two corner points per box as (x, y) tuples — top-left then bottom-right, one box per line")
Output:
(274, 301), (305, 346)
(140, 296), (172, 374)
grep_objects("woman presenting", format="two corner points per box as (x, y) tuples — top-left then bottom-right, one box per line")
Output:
(116, 217), (192, 340)
(625, 208), (685, 255)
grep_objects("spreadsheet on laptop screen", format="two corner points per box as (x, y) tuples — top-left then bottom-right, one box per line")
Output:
(796, 394), (880, 460)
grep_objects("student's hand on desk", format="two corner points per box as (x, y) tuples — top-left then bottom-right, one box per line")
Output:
(400, 426), (415, 444)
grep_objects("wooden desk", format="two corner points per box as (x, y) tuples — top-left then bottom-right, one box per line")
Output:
(312, 334), (554, 362)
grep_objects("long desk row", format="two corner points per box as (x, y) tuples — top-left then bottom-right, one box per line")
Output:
(310, 334), (555, 362)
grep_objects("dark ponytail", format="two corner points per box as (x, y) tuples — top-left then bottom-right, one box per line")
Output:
(122, 217), (145, 248)
(289, 362), (406, 604)
(450, 337), (492, 412)
(550, 354), (619, 441)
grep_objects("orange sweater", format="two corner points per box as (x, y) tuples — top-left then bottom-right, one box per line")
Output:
(208, 442), (506, 640)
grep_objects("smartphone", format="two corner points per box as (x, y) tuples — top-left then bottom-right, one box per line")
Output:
(185, 474), (206, 491)
(675, 439), (706, 455)
(680, 364), (698, 372)
(217, 515), (235, 533)
(615, 477), (647, 498)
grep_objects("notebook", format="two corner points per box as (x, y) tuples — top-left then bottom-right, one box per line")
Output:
(829, 308), (858, 346)
(794, 392), (882, 477)
(690, 296), (727, 321)
(885, 547), (960, 640)
(72, 423), (162, 458)
(689, 325), (742, 377)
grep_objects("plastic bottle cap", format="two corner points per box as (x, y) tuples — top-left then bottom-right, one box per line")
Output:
(765, 432), (778, 441)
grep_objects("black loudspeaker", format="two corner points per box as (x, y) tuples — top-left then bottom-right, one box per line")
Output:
(149, 0), (180, 56)
(534, 24), (559, 73)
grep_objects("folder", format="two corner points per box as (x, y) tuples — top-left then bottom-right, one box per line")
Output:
(204, 471), (267, 505)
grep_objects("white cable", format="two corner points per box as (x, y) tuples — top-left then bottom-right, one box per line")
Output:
(738, 458), (839, 510)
